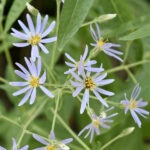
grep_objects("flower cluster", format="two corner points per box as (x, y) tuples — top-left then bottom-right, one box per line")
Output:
(121, 84), (149, 128)
(33, 130), (73, 150)
(78, 107), (118, 142)
(6, 3), (149, 148)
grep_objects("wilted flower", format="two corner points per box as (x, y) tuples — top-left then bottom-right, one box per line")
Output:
(78, 107), (118, 142)
(70, 69), (114, 114)
(11, 13), (57, 61)
(33, 130), (73, 150)
(10, 57), (54, 106)
(90, 23), (123, 62)
(0, 138), (28, 150)
(121, 84), (149, 128)
(65, 45), (102, 75)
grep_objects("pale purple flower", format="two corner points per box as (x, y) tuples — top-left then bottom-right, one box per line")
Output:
(11, 13), (57, 61)
(65, 45), (101, 74)
(90, 23), (123, 62)
(10, 57), (54, 106)
(33, 130), (73, 150)
(0, 138), (28, 150)
(78, 107), (118, 142)
(70, 69), (114, 114)
(121, 84), (149, 128)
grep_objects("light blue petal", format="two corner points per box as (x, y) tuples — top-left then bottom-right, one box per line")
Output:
(65, 53), (76, 63)
(93, 89), (108, 107)
(18, 20), (30, 34)
(80, 89), (89, 114)
(41, 21), (56, 38)
(13, 43), (30, 47)
(10, 82), (29, 87)
(39, 71), (46, 84)
(18, 88), (32, 106)
(38, 43), (49, 54)
(13, 86), (31, 96)
(40, 15), (48, 33)
(40, 85), (54, 98)
(72, 86), (84, 97)
(41, 37), (57, 43)
(130, 110), (142, 128)
(26, 14), (35, 34)
(95, 87), (114, 96)
(31, 45), (39, 62)
(32, 133), (48, 145)
(29, 88), (36, 104)
(36, 13), (41, 33)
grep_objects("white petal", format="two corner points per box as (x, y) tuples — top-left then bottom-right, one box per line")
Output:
(65, 53), (76, 63)
(10, 82), (29, 87)
(130, 110), (141, 128)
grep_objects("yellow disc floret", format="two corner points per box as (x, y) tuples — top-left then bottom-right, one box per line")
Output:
(29, 76), (39, 87)
(129, 100), (137, 109)
(28, 34), (41, 45)
(93, 119), (100, 128)
(46, 145), (56, 150)
(85, 77), (96, 89)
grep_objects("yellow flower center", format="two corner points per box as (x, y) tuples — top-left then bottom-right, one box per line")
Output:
(129, 100), (137, 109)
(29, 76), (39, 87)
(97, 39), (105, 47)
(85, 77), (96, 89)
(46, 145), (56, 150)
(28, 34), (41, 45)
(93, 119), (100, 128)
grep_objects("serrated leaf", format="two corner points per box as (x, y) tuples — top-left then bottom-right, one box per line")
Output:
(119, 24), (150, 40)
(57, 0), (94, 51)
(4, 0), (32, 33)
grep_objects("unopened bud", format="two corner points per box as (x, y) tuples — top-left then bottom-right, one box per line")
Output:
(119, 127), (135, 138)
(95, 14), (117, 23)
(26, 2), (39, 16)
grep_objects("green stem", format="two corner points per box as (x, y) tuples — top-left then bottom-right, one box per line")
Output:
(0, 77), (9, 84)
(106, 60), (150, 74)
(125, 68), (137, 84)
(51, 109), (91, 150)
(51, 90), (61, 131)
(100, 134), (121, 150)
(50, 0), (61, 69)
(0, 115), (21, 127)
(17, 98), (48, 147)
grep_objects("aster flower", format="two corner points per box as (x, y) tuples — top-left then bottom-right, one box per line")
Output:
(70, 69), (114, 114)
(90, 23), (123, 62)
(121, 84), (149, 128)
(11, 13), (57, 61)
(10, 57), (54, 106)
(0, 138), (28, 150)
(65, 45), (102, 74)
(33, 130), (73, 150)
(78, 107), (118, 142)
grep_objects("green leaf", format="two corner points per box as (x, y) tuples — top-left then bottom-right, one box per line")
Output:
(57, 0), (94, 51)
(119, 24), (150, 40)
(4, 0), (32, 33)
(0, 0), (6, 23)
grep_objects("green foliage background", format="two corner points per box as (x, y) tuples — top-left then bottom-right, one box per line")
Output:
(0, 0), (150, 149)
